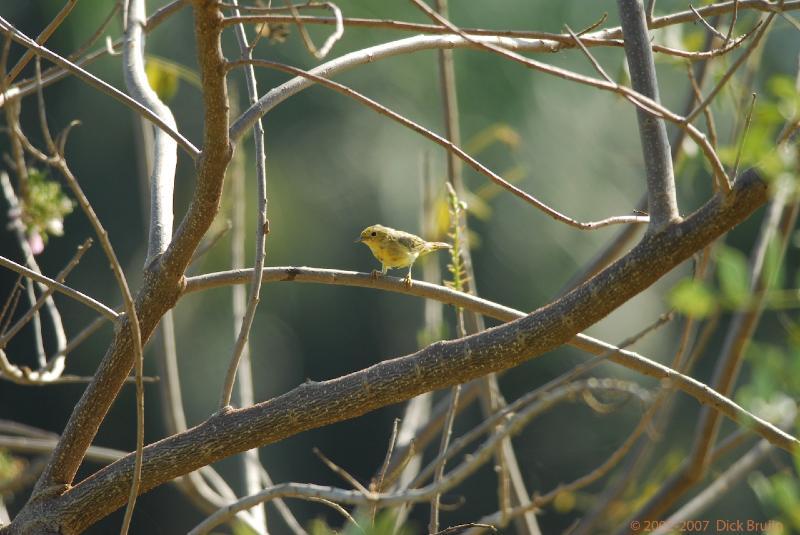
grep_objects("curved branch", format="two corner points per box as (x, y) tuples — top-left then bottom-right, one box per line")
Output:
(123, 0), (178, 264)
(0, 256), (118, 320)
(0, 15), (199, 159)
(220, 0), (797, 46)
(229, 34), (728, 189)
(229, 59), (648, 230)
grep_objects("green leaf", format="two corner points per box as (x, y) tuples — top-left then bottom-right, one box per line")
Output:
(770, 474), (800, 528)
(146, 61), (179, 101)
(763, 234), (786, 291)
(716, 246), (750, 307)
(668, 278), (717, 318)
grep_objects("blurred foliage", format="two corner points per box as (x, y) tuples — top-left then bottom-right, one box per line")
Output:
(668, 277), (717, 318)
(145, 55), (202, 102)
(750, 471), (800, 534)
(0, 449), (25, 488)
(718, 74), (799, 180)
(444, 182), (468, 294)
(309, 510), (415, 535)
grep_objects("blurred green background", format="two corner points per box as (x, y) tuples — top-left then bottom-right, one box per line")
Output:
(1, 0), (799, 533)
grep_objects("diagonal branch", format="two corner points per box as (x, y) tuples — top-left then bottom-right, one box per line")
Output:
(0, 15), (199, 159)
(36, 169), (779, 534)
(0, 256), (117, 320)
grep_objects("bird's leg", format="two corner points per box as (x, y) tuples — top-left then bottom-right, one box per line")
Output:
(371, 264), (387, 280)
(403, 265), (413, 288)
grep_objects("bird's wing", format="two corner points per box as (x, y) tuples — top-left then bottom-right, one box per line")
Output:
(397, 233), (423, 251)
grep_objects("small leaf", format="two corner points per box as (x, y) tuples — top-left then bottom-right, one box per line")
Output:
(553, 490), (576, 513)
(763, 234), (786, 291)
(146, 61), (179, 101)
(716, 245), (750, 307)
(668, 278), (716, 318)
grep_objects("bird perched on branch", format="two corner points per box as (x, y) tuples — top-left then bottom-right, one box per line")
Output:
(357, 224), (451, 287)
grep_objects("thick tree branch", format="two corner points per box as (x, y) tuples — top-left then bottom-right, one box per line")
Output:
(25, 170), (781, 534)
(5, 2), (233, 533)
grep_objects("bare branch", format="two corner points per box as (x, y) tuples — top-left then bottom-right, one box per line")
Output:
(618, 0), (679, 231)
(228, 58), (649, 230)
(0, 16), (199, 159)
(123, 0), (178, 265)
(0, 255), (117, 320)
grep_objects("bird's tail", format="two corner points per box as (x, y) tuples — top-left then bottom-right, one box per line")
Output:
(425, 242), (452, 253)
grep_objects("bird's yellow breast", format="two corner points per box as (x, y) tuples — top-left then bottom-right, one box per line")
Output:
(365, 240), (419, 268)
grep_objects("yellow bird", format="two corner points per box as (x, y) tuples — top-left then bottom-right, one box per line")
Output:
(357, 224), (451, 287)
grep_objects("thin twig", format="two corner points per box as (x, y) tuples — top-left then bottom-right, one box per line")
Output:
(689, 5), (727, 40)
(686, 62), (719, 151)
(313, 447), (371, 495)
(4, 0), (78, 84)
(222, 17), (270, 521)
(434, 523), (497, 534)
(429, 385), (460, 534)
(0, 16), (199, 159)
(685, 13), (774, 124)
(565, 25), (613, 83)
(0, 256), (117, 319)
(282, 0), (343, 59)
(731, 93), (757, 180)
(725, 0), (741, 44)
(0, 276), (23, 335)
(219, 3), (270, 413)
(370, 418), (401, 525)
(189, 220), (232, 265)
(407, 0), (730, 190)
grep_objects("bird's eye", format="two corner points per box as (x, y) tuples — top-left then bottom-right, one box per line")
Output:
(371, 231), (377, 237)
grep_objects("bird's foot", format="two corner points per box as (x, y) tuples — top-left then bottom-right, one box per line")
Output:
(403, 274), (413, 288)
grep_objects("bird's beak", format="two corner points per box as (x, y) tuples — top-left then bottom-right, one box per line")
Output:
(354, 237), (362, 243)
